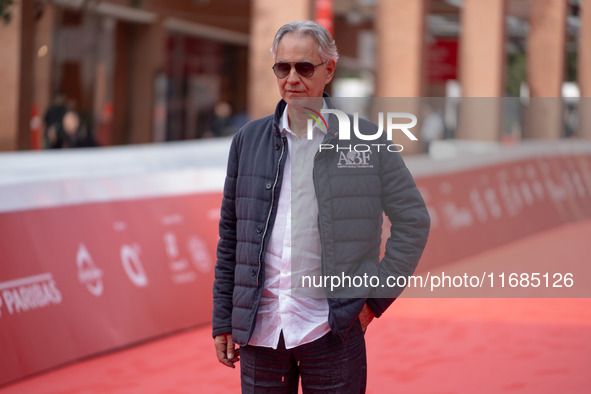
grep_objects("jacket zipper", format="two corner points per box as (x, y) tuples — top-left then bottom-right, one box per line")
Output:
(313, 133), (335, 296)
(312, 156), (326, 288)
(256, 137), (286, 286)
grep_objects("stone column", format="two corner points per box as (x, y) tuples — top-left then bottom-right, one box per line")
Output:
(248, 0), (311, 120)
(524, 0), (567, 139)
(375, 0), (427, 97)
(129, 18), (166, 144)
(0, 0), (35, 151)
(375, 0), (427, 154)
(34, 2), (56, 149)
(456, 0), (506, 141)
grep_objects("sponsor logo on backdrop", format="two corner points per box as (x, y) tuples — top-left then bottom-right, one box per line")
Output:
(187, 235), (213, 273)
(121, 244), (148, 287)
(164, 232), (196, 284)
(0, 273), (62, 317)
(77, 243), (104, 297)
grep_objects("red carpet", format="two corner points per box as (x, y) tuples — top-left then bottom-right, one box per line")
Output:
(2, 220), (590, 393)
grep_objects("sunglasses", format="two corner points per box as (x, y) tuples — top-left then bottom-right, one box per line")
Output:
(272, 61), (325, 78)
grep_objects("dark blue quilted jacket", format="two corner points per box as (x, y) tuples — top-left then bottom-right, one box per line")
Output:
(212, 95), (430, 345)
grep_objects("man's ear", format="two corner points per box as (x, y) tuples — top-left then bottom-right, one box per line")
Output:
(324, 60), (336, 83)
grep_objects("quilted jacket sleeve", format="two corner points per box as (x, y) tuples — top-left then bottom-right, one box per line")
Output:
(212, 134), (240, 338)
(366, 140), (431, 317)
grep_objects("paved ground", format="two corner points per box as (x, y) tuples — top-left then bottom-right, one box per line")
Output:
(2, 220), (591, 393)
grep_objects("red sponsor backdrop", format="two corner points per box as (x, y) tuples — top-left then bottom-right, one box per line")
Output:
(408, 154), (591, 271)
(0, 193), (221, 386)
(1, 147), (591, 387)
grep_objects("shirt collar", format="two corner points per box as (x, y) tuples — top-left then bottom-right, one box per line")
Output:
(280, 100), (328, 137)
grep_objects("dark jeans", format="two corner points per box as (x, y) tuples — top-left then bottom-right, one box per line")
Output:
(240, 320), (367, 393)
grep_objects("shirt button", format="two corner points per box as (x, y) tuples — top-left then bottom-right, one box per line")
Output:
(275, 142), (280, 150)
(256, 225), (263, 234)
(251, 268), (257, 276)
(282, 270), (288, 276)
(265, 182), (272, 190)
(286, 242), (291, 247)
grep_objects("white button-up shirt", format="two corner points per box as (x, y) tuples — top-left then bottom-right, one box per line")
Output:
(248, 104), (330, 349)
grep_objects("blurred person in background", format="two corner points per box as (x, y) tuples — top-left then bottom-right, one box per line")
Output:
(47, 109), (96, 149)
(43, 91), (68, 148)
(212, 20), (429, 393)
(420, 103), (445, 153)
(206, 101), (234, 138)
(564, 104), (578, 139)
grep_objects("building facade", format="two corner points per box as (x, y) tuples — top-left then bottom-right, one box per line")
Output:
(0, 0), (589, 151)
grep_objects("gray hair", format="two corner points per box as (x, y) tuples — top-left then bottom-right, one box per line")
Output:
(271, 21), (339, 64)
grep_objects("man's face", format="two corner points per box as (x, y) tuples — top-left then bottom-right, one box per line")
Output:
(63, 111), (80, 136)
(275, 33), (335, 106)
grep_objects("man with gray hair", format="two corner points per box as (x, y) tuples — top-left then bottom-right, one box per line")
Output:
(212, 20), (430, 393)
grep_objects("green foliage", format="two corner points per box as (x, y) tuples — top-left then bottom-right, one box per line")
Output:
(506, 52), (526, 97)
(0, 0), (14, 25)
(566, 51), (577, 82)
(505, 50), (578, 94)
